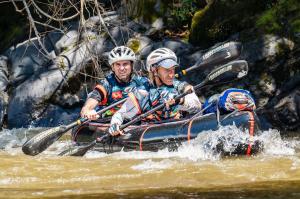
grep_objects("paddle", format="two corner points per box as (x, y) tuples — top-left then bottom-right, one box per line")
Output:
(22, 43), (242, 156)
(21, 98), (127, 156)
(60, 59), (249, 156)
(175, 41), (242, 78)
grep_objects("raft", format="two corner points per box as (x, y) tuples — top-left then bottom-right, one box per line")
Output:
(72, 111), (262, 156)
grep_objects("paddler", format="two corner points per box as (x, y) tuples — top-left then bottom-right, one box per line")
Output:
(108, 47), (202, 135)
(80, 46), (150, 120)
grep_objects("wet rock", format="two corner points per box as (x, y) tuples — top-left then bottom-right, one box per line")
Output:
(5, 39), (50, 86)
(258, 73), (276, 96)
(271, 88), (300, 131)
(242, 35), (294, 65)
(0, 92), (8, 129)
(0, 56), (9, 91)
(145, 18), (164, 36)
(162, 39), (194, 57)
(55, 31), (79, 54)
(110, 26), (134, 46)
(31, 104), (81, 127)
(127, 36), (152, 54)
(127, 21), (147, 33)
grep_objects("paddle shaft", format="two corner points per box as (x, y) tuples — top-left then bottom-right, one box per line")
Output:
(62, 59), (249, 156)
(119, 80), (207, 130)
(62, 98), (127, 132)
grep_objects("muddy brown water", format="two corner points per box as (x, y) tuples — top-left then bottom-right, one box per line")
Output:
(0, 127), (299, 198)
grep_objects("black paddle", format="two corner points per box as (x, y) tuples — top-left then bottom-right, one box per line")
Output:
(60, 60), (249, 156)
(22, 98), (127, 156)
(175, 41), (242, 78)
(22, 43), (243, 156)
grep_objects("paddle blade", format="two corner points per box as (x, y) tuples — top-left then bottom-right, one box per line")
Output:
(59, 140), (97, 156)
(22, 126), (67, 156)
(206, 60), (248, 83)
(182, 42), (242, 76)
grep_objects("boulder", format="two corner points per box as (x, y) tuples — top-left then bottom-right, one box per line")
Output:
(241, 35), (294, 65)
(0, 55), (9, 91)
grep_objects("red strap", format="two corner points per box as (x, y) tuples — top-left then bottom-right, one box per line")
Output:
(246, 111), (255, 156)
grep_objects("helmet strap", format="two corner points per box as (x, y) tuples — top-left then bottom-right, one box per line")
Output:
(152, 68), (163, 87)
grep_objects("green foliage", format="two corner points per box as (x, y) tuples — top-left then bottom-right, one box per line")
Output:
(256, 0), (300, 37)
(189, 0), (276, 47)
(170, 0), (199, 27)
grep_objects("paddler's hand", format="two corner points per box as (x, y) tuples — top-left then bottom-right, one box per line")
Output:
(109, 123), (124, 136)
(80, 109), (100, 121)
(182, 85), (202, 110)
(165, 98), (176, 110)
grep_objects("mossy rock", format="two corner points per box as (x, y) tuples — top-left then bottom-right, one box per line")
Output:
(189, 0), (280, 47)
(256, 0), (300, 38)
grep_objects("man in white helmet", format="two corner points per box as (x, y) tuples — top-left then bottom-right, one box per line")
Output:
(109, 48), (202, 135)
(80, 46), (150, 120)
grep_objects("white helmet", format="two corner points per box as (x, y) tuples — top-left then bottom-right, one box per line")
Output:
(108, 46), (136, 66)
(146, 48), (177, 72)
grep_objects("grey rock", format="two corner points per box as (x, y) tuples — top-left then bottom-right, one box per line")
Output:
(55, 31), (79, 53)
(138, 44), (153, 60)
(0, 92), (8, 128)
(5, 38), (50, 86)
(127, 36), (152, 53)
(31, 104), (81, 127)
(162, 39), (193, 56)
(0, 56), (9, 91)
(242, 35), (294, 65)
(258, 73), (276, 96)
(272, 88), (300, 130)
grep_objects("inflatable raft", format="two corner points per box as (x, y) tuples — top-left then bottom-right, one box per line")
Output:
(71, 111), (262, 156)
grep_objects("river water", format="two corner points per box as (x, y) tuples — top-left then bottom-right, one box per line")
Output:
(0, 126), (300, 199)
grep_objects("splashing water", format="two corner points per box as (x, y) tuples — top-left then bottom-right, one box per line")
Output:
(83, 125), (299, 163)
(0, 126), (300, 198)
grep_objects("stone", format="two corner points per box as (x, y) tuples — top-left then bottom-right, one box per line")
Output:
(0, 56), (9, 91)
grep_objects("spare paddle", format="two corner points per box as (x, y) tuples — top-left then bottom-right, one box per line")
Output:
(175, 41), (242, 78)
(60, 59), (249, 156)
(22, 98), (127, 156)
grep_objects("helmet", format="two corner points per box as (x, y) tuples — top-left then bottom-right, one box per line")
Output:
(146, 48), (177, 72)
(108, 46), (136, 65)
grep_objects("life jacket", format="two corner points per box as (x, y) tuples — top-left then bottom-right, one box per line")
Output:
(94, 73), (150, 117)
(139, 82), (183, 121)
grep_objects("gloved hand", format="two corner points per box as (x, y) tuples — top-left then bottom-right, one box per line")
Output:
(182, 86), (202, 111)
(108, 123), (124, 136)
(183, 93), (202, 111)
(164, 98), (176, 110)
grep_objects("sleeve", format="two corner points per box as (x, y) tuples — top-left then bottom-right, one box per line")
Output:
(87, 79), (110, 103)
(110, 89), (150, 125)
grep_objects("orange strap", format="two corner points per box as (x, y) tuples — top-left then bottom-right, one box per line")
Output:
(246, 111), (255, 156)
(128, 92), (142, 114)
(139, 126), (151, 151)
(94, 84), (108, 105)
(187, 117), (197, 144)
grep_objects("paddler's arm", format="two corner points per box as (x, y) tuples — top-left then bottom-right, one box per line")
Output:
(80, 98), (99, 120)
(174, 79), (202, 112)
(109, 90), (149, 136)
(81, 83), (109, 120)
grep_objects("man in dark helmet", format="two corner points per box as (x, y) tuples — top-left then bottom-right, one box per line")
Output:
(80, 46), (150, 120)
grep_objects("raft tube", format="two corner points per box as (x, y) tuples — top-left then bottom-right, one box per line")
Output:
(72, 111), (262, 156)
